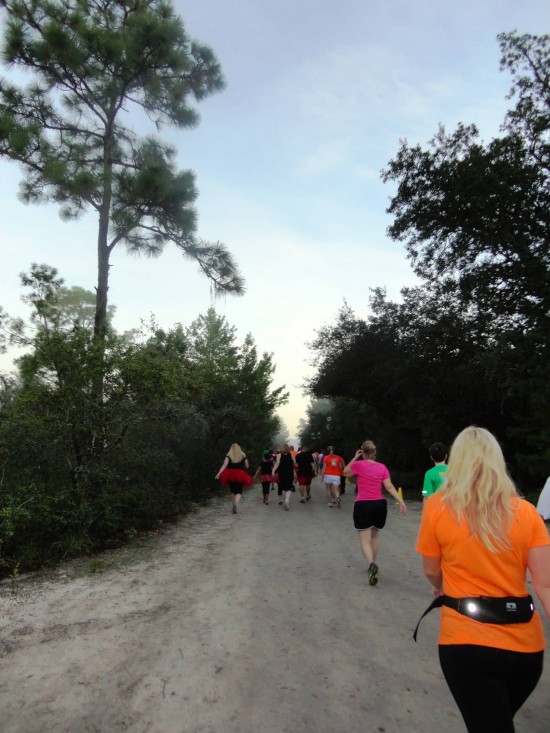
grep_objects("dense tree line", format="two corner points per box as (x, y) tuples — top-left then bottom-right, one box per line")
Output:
(301, 32), (549, 495)
(0, 266), (287, 575)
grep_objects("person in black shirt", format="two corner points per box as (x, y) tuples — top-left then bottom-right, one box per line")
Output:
(215, 443), (252, 514)
(254, 451), (275, 505)
(295, 445), (316, 503)
(272, 444), (296, 511)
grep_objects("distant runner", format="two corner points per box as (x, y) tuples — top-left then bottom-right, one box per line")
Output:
(272, 444), (296, 511)
(322, 446), (345, 508)
(295, 445), (316, 503)
(254, 451), (275, 505)
(215, 443), (253, 514)
(422, 442), (448, 500)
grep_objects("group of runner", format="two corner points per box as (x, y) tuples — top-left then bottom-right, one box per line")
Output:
(215, 442), (351, 512)
(215, 439), (544, 597)
(215, 440), (407, 588)
(215, 433), (550, 732)
(252, 444), (348, 510)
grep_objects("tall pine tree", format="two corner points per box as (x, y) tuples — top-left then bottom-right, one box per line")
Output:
(0, 0), (244, 343)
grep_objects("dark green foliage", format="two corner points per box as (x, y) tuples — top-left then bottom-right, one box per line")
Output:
(383, 125), (548, 337)
(181, 308), (288, 471)
(0, 270), (286, 575)
(0, 1), (253, 573)
(303, 290), (515, 492)
(298, 396), (372, 462)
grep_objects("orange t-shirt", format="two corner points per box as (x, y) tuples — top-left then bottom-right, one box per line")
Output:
(323, 455), (344, 476)
(416, 493), (549, 652)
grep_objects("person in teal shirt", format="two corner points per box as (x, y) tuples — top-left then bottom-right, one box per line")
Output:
(422, 442), (448, 499)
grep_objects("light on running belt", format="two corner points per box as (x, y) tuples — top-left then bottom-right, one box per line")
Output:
(467, 602), (478, 615)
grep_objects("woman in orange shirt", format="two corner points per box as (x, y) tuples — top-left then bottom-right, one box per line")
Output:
(416, 426), (550, 733)
(321, 445), (345, 508)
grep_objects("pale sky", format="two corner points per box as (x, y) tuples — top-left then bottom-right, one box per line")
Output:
(1, 0), (549, 441)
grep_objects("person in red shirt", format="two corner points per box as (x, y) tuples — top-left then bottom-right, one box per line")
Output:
(416, 426), (550, 732)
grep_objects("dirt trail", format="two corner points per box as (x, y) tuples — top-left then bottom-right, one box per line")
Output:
(1, 477), (549, 733)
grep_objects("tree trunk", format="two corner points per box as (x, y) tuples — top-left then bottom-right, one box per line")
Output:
(94, 218), (110, 343)
(94, 121), (114, 344)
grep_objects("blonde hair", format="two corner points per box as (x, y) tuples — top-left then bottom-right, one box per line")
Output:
(361, 440), (377, 458)
(228, 443), (246, 463)
(282, 443), (290, 453)
(441, 426), (519, 552)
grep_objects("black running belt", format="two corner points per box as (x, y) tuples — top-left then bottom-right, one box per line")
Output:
(413, 594), (535, 642)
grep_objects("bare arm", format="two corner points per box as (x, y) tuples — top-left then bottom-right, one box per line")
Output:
(272, 455), (281, 473)
(422, 554), (443, 596)
(528, 545), (550, 620)
(382, 478), (407, 514)
(214, 456), (229, 479)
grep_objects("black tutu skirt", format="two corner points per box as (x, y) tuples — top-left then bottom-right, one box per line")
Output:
(219, 468), (253, 487)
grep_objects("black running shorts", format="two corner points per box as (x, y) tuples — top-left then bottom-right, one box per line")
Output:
(353, 499), (387, 530)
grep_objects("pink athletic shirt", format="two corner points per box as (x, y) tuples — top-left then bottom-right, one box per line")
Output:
(351, 460), (390, 501)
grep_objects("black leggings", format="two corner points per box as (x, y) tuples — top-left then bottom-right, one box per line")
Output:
(439, 644), (544, 733)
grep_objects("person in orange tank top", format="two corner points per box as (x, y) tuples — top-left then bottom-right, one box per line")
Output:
(416, 426), (550, 733)
(321, 446), (345, 508)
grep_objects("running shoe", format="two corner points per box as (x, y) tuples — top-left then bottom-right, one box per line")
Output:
(299, 498), (305, 504)
(306, 496), (312, 501)
(278, 500), (283, 505)
(336, 496), (342, 508)
(284, 501), (290, 511)
(328, 502), (334, 508)
(232, 506), (237, 514)
(368, 562), (379, 586)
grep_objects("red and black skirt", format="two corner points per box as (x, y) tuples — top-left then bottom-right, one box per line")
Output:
(219, 468), (253, 487)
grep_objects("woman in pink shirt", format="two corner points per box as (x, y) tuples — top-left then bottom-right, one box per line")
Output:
(344, 440), (407, 585)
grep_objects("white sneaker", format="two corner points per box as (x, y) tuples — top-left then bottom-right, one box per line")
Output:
(328, 502), (334, 508)
(284, 501), (290, 511)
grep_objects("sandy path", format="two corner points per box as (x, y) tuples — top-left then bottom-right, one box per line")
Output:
(1, 477), (549, 733)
